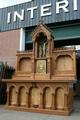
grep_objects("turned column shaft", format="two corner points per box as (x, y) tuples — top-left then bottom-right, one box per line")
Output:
(39, 93), (43, 109)
(64, 94), (68, 110)
(6, 91), (10, 106)
(52, 94), (56, 110)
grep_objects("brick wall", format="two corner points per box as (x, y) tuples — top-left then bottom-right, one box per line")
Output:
(0, 30), (20, 68)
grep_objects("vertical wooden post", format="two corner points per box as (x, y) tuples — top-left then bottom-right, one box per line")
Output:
(6, 89), (10, 106)
(16, 91), (19, 106)
(64, 93), (68, 110)
(52, 93), (56, 110)
(39, 92), (43, 109)
(26, 92), (28, 108)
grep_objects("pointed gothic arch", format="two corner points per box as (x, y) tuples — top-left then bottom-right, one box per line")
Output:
(29, 87), (40, 108)
(32, 22), (53, 42)
(32, 22), (54, 58)
(18, 86), (27, 106)
(55, 87), (64, 110)
(9, 86), (17, 106)
(43, 87), (52, 109)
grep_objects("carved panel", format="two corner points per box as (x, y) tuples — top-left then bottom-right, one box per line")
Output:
(19, 58), (32, 72)
(56, 55), (73, 71)
(36, 60), (46, 73)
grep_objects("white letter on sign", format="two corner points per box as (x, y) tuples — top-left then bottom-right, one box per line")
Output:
(56, 0), (69, 14)
(7, 12), (11, 23)
(27, 6), (38, 19)
(41, 3), (52, 17)
(73, 0), (78, 11)
(13, 9), (24, 22)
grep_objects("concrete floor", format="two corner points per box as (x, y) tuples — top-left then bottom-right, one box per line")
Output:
(0, 97), (80, 120)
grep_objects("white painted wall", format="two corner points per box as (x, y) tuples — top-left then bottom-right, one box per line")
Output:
(19, 28), (25, 51)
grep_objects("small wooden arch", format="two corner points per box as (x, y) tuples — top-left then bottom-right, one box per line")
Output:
(55, 87), (64, 110)
(19, 57), (32, 72)
(56, 55), (73, 71)
(29, 87), (40, 108)
(43, 87), (52, 109)
(9, 86), (17, 106)
(18, 86), (27, 106)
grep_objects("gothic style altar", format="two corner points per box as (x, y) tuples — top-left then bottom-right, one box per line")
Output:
(4, 21), (76, 115)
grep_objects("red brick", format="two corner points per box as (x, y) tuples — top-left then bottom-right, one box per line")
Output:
(0, 30), (20, 68)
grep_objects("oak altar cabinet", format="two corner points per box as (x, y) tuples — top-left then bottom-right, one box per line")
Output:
(4, 22), (76, 115)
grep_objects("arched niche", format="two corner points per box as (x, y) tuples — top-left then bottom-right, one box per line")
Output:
(30, 87), (40, 108)
(35, 32), (48, 58)
(9, 86), (17, 106)
(18, 87), (26, 106)
(56, 55), (73, 71)
(32, 22), (54, 58)
(55, 87), (64, 110)
(43, 87), (52, 109)
(19, 58), (32, 72)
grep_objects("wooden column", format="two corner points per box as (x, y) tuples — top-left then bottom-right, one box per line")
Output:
(52, 93), (56, 110)
(16, 91), (19, 106)
(32, 42), (35, 78)
(47, 58), (51, 79)
(32, 58), (34, 73)
(48, 39), (51, 56)
(6, 89), (10, 106)
(26, 92), (28, 108)
(39, 92), (43, 109)
(64, 93), (68, 111)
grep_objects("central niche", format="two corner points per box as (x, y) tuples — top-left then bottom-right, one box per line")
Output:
(35, 32), (48, 73)
(32, 22), (53, 74)
(36, 32), (48, 58)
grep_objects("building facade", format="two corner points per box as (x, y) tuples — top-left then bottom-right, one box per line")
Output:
(0, 0), (80, 115)
(0, 0), (80, 67)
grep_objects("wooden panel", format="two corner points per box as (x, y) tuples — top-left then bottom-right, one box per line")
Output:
(10, 87), (17, 105)
(19, 58), (32, 72)
(44, 88), (52, 108)
(19, 87), (26, 106)
(56, 55), (72, 71)
(36, 60), (46, 73)
(56, 88), (64, 109)
(31, 88), (40, 107)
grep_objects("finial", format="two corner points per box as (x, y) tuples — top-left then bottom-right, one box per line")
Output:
(39, 17), (44, 25)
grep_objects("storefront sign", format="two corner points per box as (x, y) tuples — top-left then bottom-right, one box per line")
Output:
(7, 0), (78, 23)
(0, 0), (79, 31)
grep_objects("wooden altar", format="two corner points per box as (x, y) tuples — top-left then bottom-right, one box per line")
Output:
(4, 22), (76, 115)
